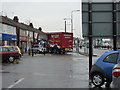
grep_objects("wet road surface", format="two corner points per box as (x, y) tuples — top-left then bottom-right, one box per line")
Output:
(2, 53), (89, 88)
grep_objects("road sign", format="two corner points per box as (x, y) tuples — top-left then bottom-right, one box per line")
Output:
(82, 0), (120, 82)
(82, 0), (120, 2)
(82, 1), (120, 38)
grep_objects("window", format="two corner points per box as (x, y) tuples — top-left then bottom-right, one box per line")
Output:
(20, 29), (24, 36)
(7, 25), (12, 34)
(0, 23), (2, 32)
(103, 53), (119, 64)
(10, 26), (14, 34)
(24, 31), (27, 35)
(30, 32), (33, 38)
(3, 24), (7, 33)
(9, 48), (14, 52)
(13, 27), (16, 35)
(2, 48), (9, 52)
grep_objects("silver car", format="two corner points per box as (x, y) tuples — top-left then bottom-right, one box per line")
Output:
(32, 45), (46, 54)
(112, 61), (120, 88)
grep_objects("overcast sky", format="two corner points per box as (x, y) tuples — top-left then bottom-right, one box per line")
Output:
(1, 0), (119, 38)
(1, 0), (82, 38)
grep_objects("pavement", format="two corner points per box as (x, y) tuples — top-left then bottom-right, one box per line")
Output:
(78, 47), (111, 57)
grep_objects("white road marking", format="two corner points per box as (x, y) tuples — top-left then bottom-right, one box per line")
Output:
(0, 70), (9, 73)
(7, 78), (24, 89)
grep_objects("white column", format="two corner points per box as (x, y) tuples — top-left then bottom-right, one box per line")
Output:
(4, 41), (7, 46)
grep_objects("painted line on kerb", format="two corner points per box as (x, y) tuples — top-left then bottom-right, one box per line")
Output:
(8, 78), (24, 89)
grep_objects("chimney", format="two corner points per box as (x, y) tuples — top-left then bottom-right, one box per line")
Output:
(13, 16), (19, 22)
(5, 16), (8, 18)
(38, 27), (42, 31)
(29, 23), (33, 28)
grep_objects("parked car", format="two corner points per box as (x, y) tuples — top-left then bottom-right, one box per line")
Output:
(31, 45), (46, 54)
(0, 46), (20, 63)
(90, 51), (120, 87)
(112, 62), (120, 88)
(3, 46), (23, 57)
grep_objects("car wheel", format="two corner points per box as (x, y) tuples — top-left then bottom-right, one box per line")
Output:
(91, 73), (105, 87)
(8, 56), (15, 63)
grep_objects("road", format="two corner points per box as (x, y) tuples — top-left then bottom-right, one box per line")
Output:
(2, 52), (89, 88)
(1, 49), (111, 89)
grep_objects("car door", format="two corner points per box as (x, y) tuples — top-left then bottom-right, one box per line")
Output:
(118, 52), (120, 62)
(2, 47), (10, 61)
(102, 52), (119, 77)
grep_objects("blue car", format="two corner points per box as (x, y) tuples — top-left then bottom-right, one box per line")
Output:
(90, 51), (120, 87)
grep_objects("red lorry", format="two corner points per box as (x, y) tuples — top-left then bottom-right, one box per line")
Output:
(47, 32), (73, 54)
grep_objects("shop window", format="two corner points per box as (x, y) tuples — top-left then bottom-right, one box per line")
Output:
(13, 27), (16, 35)
(2, 24), (7, 33)
(7, 25), (12, 34)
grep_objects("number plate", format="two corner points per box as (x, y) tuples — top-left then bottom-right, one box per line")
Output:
(65, 48), (69, 51)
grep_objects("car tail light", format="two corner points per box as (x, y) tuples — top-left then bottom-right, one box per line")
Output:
(112, 68), (120, 78)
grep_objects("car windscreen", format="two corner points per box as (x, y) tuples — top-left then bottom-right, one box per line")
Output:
(13, 47), (18, 50)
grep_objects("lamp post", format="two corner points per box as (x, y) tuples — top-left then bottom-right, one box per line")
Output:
(64, 18), (71, 32)
(71, 10), (80, 33)
(64, 18), (67, 32)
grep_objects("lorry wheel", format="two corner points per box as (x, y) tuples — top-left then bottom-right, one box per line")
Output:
(57, 50), (61, 54)
(53, 49), (57, 54)
(58, 51), (61, 54)
(61, 52), (65, 54)
(49, 49), (52, 53)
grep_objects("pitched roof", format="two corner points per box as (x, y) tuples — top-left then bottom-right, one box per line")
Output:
(0, 16), (45, 34)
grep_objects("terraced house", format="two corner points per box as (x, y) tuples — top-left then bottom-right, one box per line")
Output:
(0, 16), (47, 53)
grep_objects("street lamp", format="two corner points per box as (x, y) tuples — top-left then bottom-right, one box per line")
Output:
(64, 18), (71, 32)
(71, 10), (80, 33)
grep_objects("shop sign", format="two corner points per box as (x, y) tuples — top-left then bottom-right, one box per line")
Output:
(2, 33), (17, 41)
(20, 36), (28, 42)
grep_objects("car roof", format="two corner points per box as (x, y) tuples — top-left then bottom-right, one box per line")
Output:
(3, 46), (18, 47)
(101, 51), (120, 57)
(105, 51), (120, 54)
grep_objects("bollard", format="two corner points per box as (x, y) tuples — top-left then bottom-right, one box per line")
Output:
(32, 49), (34, 57)
(28, 49), (31, 55)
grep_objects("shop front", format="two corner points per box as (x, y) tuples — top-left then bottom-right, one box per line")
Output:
(2, 33), (17, 46)
(20, 36), (28, 53)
